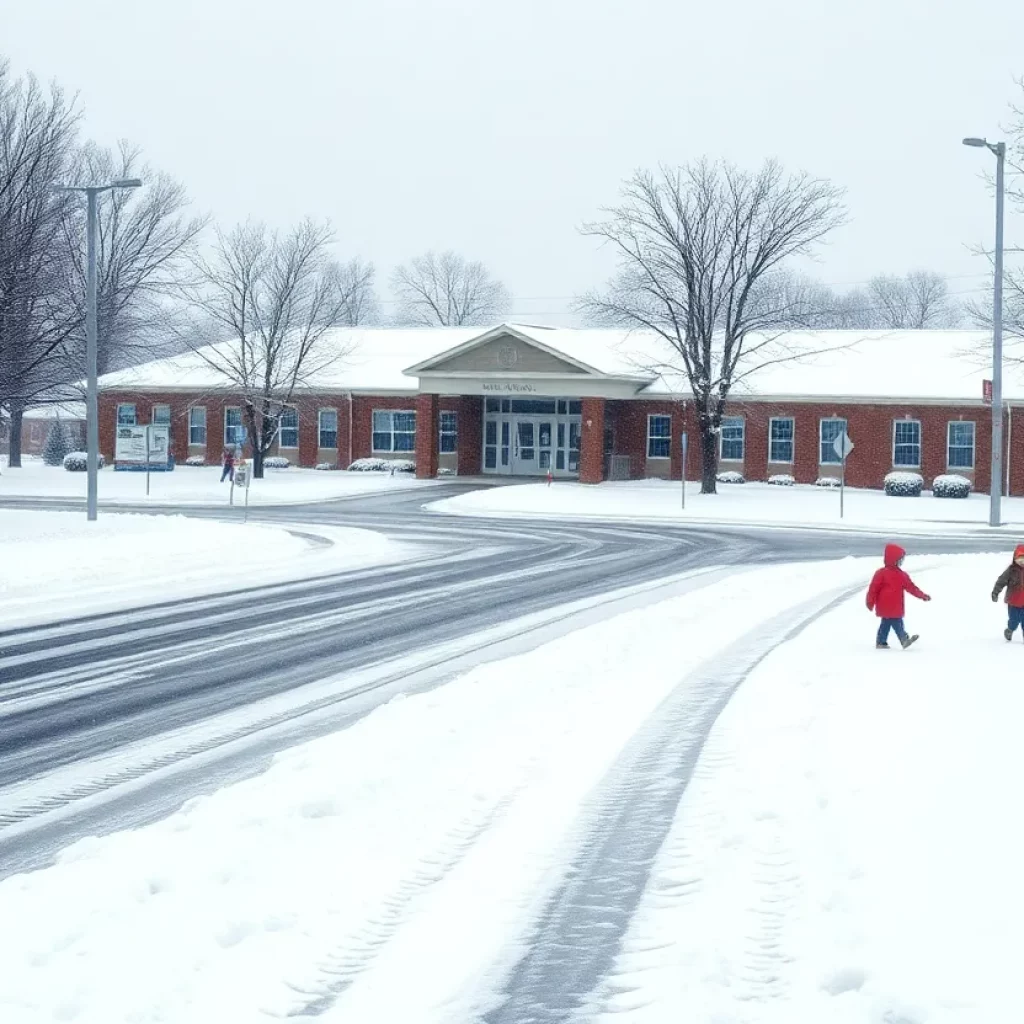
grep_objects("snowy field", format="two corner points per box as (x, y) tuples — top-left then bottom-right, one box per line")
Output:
(0, 510), (403, 627)
(1, 553), (1018, 1022)
(430, 478), (1024, 534)
(0, 456), (440, 506)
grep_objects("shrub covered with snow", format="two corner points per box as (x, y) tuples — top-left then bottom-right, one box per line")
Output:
(184, 456), (206, 467)
(716, 471), (745, 484)
(42, 422), (74, 466)
(348, 457), (415, 473)
(884, 471), (923, 497)
(932, 473), (972, 499)
(815, 476), (841, 488)
(768, 474), (795, 486)
(263, 456), (290, 469)
(63, 451), (105, 472)
(315, 462), (338, 471)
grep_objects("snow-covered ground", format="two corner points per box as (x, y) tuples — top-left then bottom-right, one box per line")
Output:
(0, 510), (404, 627)
(430, 478), (1024, 534)
(0, 456), (440, 506)
(2, 553), (1018, 1022)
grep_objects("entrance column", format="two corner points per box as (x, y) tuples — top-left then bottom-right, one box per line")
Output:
(415, 393), (439, 478)
(579, 397), (606, 484)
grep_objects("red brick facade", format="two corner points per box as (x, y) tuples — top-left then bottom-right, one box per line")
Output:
(600, 399), (1001, 492)
(96, 388), (1009, 493)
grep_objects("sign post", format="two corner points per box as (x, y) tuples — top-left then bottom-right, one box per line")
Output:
(234, 460), (251, 521)
(145, 428), (151, 496)
(681, 432), (688, 509)
(833, 431), (855, 518)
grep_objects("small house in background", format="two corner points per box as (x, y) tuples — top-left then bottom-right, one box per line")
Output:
(1, 402), (87, 459)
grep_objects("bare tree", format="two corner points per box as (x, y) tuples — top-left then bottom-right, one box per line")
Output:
(0, 61), (80, 468)
(337, 256), (379, 325)
(58, 140), (207, 379)
(866, 270), (960, 329)
(184, 219), (359, 477)
(581, 160), (845, 493)
(391, 250), (510, 326)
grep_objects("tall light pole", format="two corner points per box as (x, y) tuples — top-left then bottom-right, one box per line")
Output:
(53, 178), (142, 521)
(963, 137), (1005, 527)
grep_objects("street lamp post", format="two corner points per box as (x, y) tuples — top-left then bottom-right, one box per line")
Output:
(53, 178), (142, 521)
(963, 137), (1006, 528)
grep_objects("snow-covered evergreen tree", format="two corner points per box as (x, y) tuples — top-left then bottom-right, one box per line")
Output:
(42, 420), (72, 466)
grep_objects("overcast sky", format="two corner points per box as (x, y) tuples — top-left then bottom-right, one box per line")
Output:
(4, 0), (1024, 324)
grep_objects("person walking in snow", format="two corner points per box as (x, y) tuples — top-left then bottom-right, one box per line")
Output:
(991, 544), (1024, 641)
(220, 447), (235, 483)
(866, 543), (931, 649)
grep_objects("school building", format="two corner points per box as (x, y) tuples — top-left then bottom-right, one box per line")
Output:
(93, 324), (1024, 494)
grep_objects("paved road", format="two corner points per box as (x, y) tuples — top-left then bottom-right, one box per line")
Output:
(0, 486), (1004, 879)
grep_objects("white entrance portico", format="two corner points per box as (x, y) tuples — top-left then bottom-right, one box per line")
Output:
(404, 325), (654, 478)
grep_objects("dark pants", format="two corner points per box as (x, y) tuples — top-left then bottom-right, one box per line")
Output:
(877, 618), (908, 645)
(221, 463), (234, 482)
(1009, 606), (1024, 633)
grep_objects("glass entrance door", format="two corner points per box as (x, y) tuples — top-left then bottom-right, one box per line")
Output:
(537, 420), (553, 472)
(513, 420), (537, 474)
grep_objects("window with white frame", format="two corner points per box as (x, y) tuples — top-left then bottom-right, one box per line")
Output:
(893, 419), (921, 467)
(720, 416), (745, 461)
(647, 414), (671, 459)
(188, 406), (207, 445)
(769, 417), (795, 463)
(947, 421), (975, 469)
(224, 407), (243, 447)
(439, 411), (458, 453)
(279, 407), (298, 448)
(372, 409), (416, 452)
(116, 403), (137, 426)
(819, 417), (847, 464)
(152, 404), (171, 425)
(318, 409), (338, 449)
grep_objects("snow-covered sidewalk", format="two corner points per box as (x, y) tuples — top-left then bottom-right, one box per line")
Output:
(588, 555), (1024, 1023)
(4, 553), (1019, 1022)
(0, 457), (441, 506)
(429, 478), (1024, 535)
(0, 510), (405, 627)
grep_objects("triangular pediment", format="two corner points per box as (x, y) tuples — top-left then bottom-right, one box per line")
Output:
(406, 326), (598, 377)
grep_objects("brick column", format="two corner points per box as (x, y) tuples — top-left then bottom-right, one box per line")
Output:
(458, 396), (483, 476)
(579, 397), (606, 484)
(416, 393), (439, 478)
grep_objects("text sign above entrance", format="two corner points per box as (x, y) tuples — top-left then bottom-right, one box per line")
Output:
(481, 382), (537, 394)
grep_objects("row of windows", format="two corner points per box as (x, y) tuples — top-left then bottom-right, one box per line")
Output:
(644, 414), (977, 470)
(117, 403), (342, 450)
(117, 403), (459, 454)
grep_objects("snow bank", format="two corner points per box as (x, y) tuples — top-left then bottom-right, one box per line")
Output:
(585, 553), (1024, 1023)
(429, 478), (1024, 533)
(0, 559), (875, 1024)
(0, 511), (404, 626)
(0, 456), (439, 506)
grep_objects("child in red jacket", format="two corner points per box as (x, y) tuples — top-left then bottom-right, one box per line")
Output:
(866, 543), (931, 649)
(991, 543), (1024, 641)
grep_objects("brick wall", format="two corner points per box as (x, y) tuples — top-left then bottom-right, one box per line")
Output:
(603, 397), (1002, 491)
(100, 387), (1010, 491)
(457, 396), (483, 476)
(580, 398), (606, 484)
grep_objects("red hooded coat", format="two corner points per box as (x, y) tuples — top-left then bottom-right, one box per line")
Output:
(866, 544), (929, 618)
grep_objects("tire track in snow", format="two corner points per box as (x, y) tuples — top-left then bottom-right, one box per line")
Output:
(278, 783), (529, 1019)
(482, 583), (864, 1024)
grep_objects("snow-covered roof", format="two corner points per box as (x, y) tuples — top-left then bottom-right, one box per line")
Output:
(95, 324), (1018, 405)
(9, 402), (86, 421)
